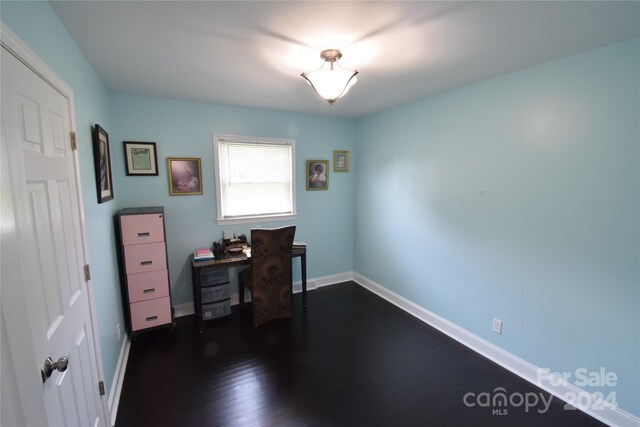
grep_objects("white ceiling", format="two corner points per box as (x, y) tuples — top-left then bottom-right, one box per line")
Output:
(51, 1), (639, 118)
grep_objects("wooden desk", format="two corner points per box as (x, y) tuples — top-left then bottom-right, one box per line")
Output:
(191, 247), (307, 331)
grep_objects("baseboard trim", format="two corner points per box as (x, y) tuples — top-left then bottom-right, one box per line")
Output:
(108, 336), (131, 427)
(172, 271), (354, 318)
(294, 271), (354, 292)
(352, 273), (639, 427)
(173, 302), (195, 318)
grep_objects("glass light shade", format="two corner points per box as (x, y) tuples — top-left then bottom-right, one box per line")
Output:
(302, 53), (358, 105)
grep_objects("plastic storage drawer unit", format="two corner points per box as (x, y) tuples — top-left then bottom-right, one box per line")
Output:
(200, 269), (229, 287)
(202, 300), (231, 321)
(201, 284), (230, 304)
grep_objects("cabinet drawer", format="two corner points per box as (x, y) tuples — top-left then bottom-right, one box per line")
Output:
(121, 213), (165, 245)
(199, 268), (229, 286)
(201, 284), (229, 304)
(202, 300), (231, 321)
(127, 270), (169, 303)
(130, 297), (171, 331)
(124, 242), (167, 274)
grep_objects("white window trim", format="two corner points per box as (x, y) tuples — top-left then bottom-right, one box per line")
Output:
(213, 134), (297, 226)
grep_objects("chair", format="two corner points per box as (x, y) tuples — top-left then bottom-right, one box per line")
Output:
(238, 226), (296, 327)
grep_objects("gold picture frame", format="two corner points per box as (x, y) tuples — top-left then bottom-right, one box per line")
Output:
(333, 150), (350, 172)
(306, 160), (329, 190)
(167, 157), (203, 195)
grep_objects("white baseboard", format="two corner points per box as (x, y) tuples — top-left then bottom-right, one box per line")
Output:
(352, 273), (639, 427)
(173, 302), (195, 318)
(173, 271), (354, 318)
(108, 336), (131, 427)
(302, 271), (353, 290)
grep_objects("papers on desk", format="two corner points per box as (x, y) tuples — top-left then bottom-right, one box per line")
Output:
(193, 248), (214, 261)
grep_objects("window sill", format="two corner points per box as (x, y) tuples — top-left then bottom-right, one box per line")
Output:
(216, 213), (297, 226)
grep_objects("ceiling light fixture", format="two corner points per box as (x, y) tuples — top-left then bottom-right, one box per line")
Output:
(301, 49), (358, 105)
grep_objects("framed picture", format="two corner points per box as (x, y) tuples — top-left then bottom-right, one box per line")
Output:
(92, 124), (114, 203)
(167, 157), (202, 195)
(123, 141), (158, 175)
(333, 150), (350, 172)
(306, 160), (329, 190)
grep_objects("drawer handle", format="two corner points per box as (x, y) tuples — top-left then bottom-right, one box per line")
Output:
(146, 316), (158, 322)
(143, 288), (155, 294)
(137, 232), (150, 237)
(140, 260), (153, 266)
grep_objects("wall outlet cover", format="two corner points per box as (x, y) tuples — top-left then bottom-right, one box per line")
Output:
(492, 318), (503, 334)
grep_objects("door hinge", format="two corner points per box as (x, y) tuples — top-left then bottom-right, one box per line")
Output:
(70, 131), (77, 151)
(98, 381), (105, 396)
(84, 264), (91, 281)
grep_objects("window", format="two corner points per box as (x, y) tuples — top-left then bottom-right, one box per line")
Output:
(213, 135), (296, 225)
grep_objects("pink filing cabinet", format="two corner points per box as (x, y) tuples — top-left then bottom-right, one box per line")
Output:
(116, 207), (174, 336)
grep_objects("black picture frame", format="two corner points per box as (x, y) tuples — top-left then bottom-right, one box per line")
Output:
(92, 124), (114, 203)
(123, 141), (159, 176)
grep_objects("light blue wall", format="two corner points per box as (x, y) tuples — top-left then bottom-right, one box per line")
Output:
(354, 38), (640, 416)
(3, 1), (638, 419)
(1, 1), (125, 395)
(110, 94), (356, 306)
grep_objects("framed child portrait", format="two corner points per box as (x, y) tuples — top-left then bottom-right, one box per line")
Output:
(306, 160), (329, 190)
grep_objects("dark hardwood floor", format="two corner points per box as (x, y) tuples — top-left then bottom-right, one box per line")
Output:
(115, 282), (604, 427)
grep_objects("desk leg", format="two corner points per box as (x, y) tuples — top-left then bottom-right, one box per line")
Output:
(301, 252), (307, 309)
(239, 278), (245, 307)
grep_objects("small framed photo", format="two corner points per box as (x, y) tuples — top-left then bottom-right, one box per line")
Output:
(333, 150), (350, 172)
(167, 157), (202, 195)
(123, 141), (158, 176)
(306, 160), (329, 191)
(92, 124), (114, 203)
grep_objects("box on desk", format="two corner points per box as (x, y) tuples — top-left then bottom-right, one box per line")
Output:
(193, 247), (214, 261)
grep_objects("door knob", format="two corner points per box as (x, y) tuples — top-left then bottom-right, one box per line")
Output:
(41, 356), (69, 383)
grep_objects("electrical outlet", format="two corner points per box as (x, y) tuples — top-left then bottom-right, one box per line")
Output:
(492, 318), (503, 334)
(116, 323), (121, 341)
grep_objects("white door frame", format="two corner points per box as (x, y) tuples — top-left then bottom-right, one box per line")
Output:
(0, 22), (111, 425)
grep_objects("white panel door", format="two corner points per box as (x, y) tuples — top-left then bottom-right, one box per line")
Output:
(1, 44), (106, 426)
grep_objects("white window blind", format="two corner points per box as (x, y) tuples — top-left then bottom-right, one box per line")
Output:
(214, 136), (296, 224)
